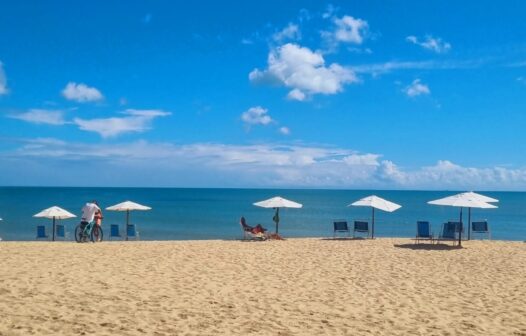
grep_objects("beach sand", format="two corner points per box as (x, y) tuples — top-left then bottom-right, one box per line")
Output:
(0, 238), (525, 335)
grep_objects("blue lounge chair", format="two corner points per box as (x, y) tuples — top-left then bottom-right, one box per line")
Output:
(36, 225), (48, 240)
(415, 221), (433, 243)
(353, 221), (369, 238)
(109, 224), (122, 240)
(471, 220), (490, 240)
(333, 220), (350, 238)
(126, 224), (139, 240)
(437, 222), (458, 245)
(55, 224), (66, 240)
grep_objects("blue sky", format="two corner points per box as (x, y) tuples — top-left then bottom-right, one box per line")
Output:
(1, 1), (526, 189)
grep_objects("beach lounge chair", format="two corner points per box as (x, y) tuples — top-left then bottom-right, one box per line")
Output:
(415, 221), (433, 243)
(36, 225), (48, 240)
(240, 217), (267, 241)
(126, 224), (140, 240)
(109, 224), (122, 240)
(353, 221), (369, 238)
(55, 224), (66, 240)
(471, 220), (490, 240)
(437, 222), (458, 245)
(333, 220), (350, 238)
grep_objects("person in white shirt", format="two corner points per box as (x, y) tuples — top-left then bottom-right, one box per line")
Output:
(81, 201), (101, 224)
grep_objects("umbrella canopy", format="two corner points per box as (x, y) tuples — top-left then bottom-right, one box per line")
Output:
(253, 196), (302, 235)
(34, 206), (77, 219)
(348, 195), (402, 239)
(34, 206), (76, 241)
(349, 195), (402, 212)
(106, 201), (151, 240)
(253, 197), (302, 209)
(428, 193), (497, 246)
(459, 191), (499, 203)
(428, 196), (497, 209)
(106, 201), (152, 211)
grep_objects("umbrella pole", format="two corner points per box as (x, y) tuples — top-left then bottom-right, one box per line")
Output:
(371, 208), (375, 239)
(274, 208), (280, 234)
(126, 210), (129, 241)
(52, 216), (56, 242)
(468, 207), (471, 240)
(458, 207), (463, 247)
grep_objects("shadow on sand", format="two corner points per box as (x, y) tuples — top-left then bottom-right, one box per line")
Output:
(394, 243), (463, 251)
(319, 237), (369, 241)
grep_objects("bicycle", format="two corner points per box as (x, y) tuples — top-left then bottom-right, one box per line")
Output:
(75, 221), (104, 243)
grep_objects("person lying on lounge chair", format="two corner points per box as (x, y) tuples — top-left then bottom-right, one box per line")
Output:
(240, 216), (267, 234)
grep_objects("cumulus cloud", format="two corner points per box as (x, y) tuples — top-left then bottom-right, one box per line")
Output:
(287, 88), (306, 101)
(241, 106), (273, 126)
(249, 43), (358, 100)
(273, 23), (301, 42)
(0, 61), (8, 95)
(73, 109), (170, 138)
(5, 138), (526, 189)
(61, 82), (103, 102)
(322, 4), (338, 19)
(404, 79), (430, 97)
(9, 109), (66, 125)
(321, 15), (369, 51)
(279, 127), (290, 135)
(406, 35), (451, 53)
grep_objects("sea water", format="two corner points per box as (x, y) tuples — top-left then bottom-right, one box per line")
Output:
(0, 187), (524, 241)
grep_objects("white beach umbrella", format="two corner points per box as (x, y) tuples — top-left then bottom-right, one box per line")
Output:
(437, 192), (499, 240)
(428, 194), (497, 246)
(460, 191), (499, 203)
(106, 201), (151, 240)
(33, 206), (77, 241)
(348, 195), (402, 239)
(253, 196), (302, 235)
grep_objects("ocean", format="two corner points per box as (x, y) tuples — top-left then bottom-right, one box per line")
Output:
(0, 187), (525, 241)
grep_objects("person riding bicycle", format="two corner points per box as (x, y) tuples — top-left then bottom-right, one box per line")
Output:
(80, 200), (101, 230)
(76, 201), (103, 242)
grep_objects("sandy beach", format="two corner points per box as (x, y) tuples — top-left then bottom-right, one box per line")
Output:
(0, 238), (525, 335)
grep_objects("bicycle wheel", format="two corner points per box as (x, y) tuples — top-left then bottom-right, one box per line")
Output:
(91, 225), (103, 242)
(74, 225), (83, 243)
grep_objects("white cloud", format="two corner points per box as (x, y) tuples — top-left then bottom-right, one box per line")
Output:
(279, 127), (290, 135)
(73, 109), (170, 138)
(0, 61), (8, 95)
(249, 43), (358, 100)
(241, 106), (273, 126)
(6, 138), (526, 189)
(61, 82), (103, 102)
(406, 35), (451, 53)
(321, 15), (369, 50)
(123, 109), (171, 117)
(9, 109), (66, 125)
(287, 88), (306, 101)
(352, 59), (484, 77)
(273, 23), (301, 42)
(322, 4), (338, 19)
(332, 15), (368, 44)
(404, 79), (430, 97)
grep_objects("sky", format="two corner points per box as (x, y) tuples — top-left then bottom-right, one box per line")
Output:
(0, 0), (526, 189)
